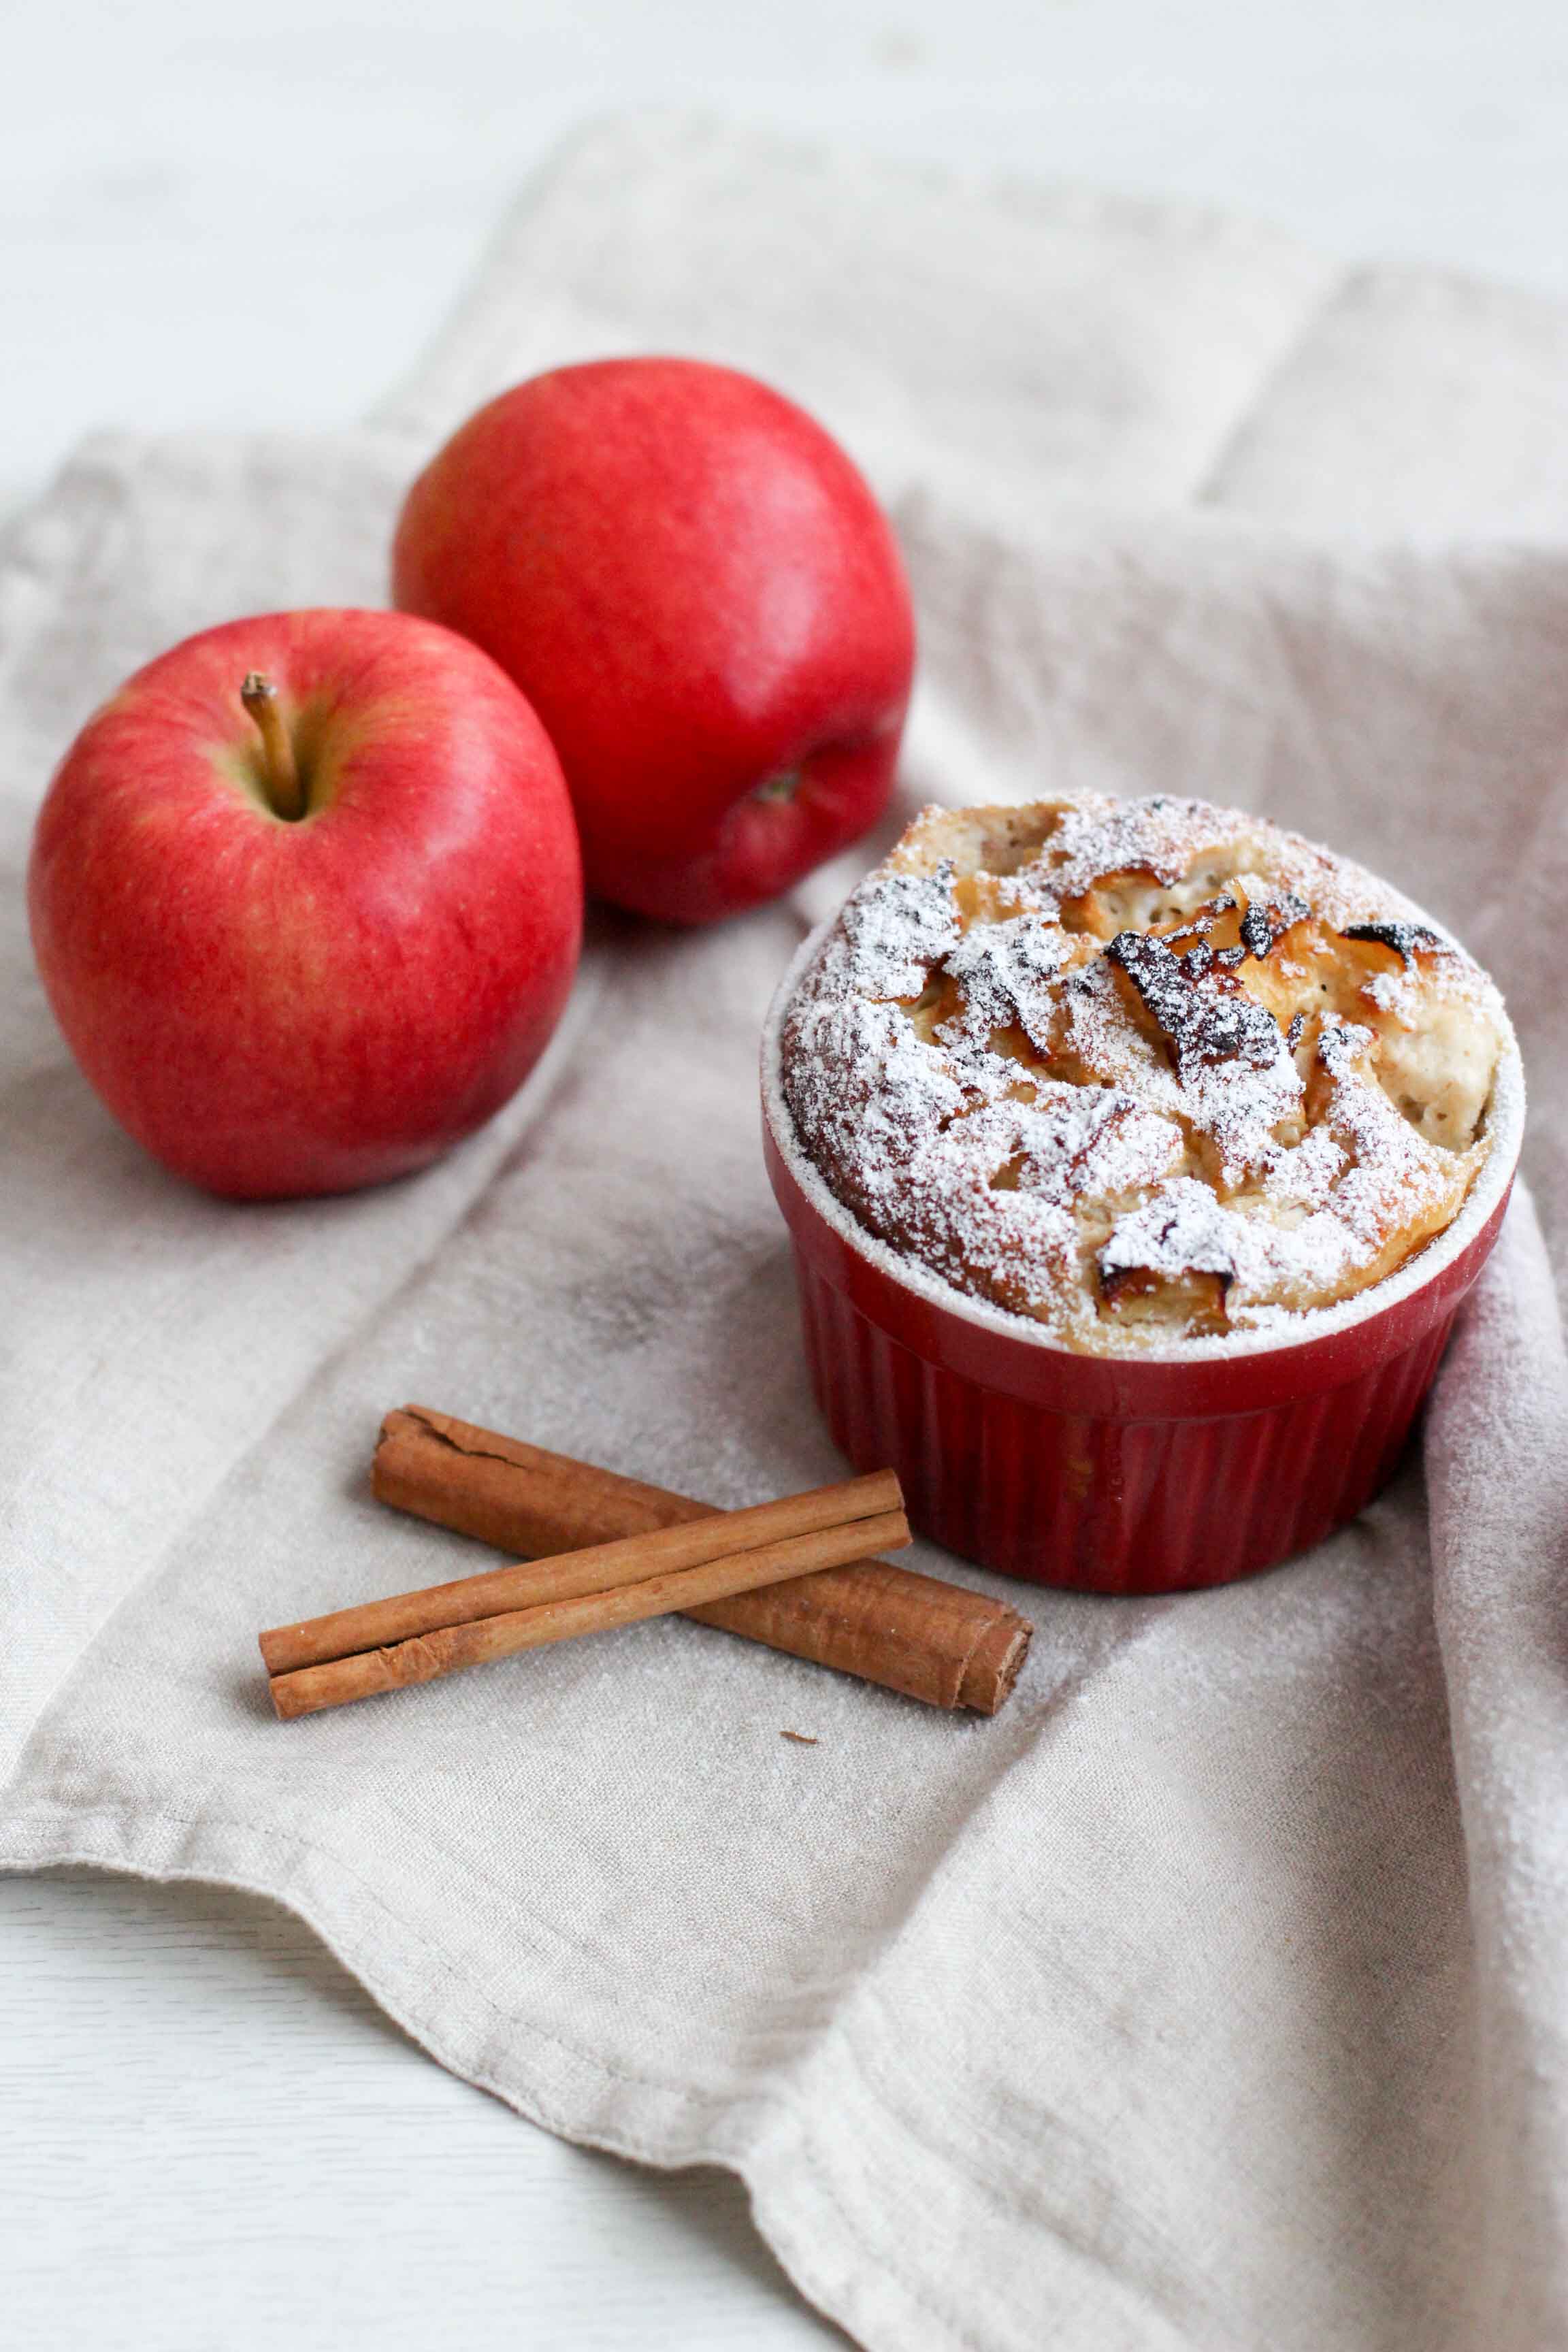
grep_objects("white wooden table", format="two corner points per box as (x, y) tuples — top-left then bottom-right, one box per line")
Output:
(6, 2), (1568, 2341)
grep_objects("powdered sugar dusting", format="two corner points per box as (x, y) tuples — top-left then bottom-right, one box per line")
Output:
(837, 864), (961, 1000)
(781, 794), (1508, 1350)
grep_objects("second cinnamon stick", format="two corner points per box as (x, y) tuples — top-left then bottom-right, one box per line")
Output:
(269, 1505), (910, 1720)
(261, 1469), (899, 1676)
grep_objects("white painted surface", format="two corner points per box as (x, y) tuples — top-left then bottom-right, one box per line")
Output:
(9, 0), (1568, 526)
(0, 1870), (845, 2348)
(5, 2), (1567, 2341)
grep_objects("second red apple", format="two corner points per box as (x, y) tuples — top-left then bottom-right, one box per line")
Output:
(391, 358), (915, 925)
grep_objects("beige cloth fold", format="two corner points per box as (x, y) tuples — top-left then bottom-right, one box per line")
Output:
(4, 115), (1567, 2352)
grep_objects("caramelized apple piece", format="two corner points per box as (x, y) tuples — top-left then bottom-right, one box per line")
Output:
(1104, 931), (1289, 1085)
(1098, 1262), (1230, 1333)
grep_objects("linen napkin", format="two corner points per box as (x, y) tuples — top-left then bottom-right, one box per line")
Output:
(5, 114), (1568, 2352)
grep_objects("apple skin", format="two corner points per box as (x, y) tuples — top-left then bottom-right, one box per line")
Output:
(28, 608), (583, 1200)
(391, 358), (915, 926)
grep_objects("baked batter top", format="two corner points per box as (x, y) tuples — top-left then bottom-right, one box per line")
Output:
(780, 796), (1508, 1348)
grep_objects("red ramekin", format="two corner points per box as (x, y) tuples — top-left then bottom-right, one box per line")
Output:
(761, 930), (1525, 1595)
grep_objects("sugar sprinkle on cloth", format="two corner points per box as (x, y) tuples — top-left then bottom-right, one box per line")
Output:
(5, 114), (1568, 2352)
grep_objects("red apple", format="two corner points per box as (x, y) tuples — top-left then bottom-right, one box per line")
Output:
(391, 357), (915, 926)
(29, 608), (582, 1199)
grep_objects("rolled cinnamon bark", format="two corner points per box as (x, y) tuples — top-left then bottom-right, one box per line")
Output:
(372, 1407), (1032, 1714)
(261, 1469), (900, 1676)
(269, 1505), (911, 1720)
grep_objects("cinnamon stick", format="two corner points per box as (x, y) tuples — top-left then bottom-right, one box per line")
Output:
(261, 1469), (899, 1676)
(372, 1407), (1032, 1714)
(270, 1505), (911, 1720)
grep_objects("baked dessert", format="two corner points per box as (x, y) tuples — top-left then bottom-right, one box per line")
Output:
(779, 795), (1512, 1349)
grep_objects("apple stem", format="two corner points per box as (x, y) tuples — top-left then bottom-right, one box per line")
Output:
(240, 673), (306, 821)
(753, 768), (801, 806)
